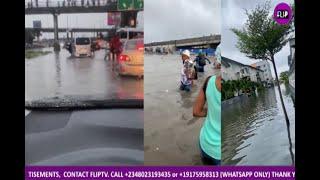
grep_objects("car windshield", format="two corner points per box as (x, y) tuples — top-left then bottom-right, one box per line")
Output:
(125, 39), (144, 51)
(76, 38), (90, 45)
(118, 30), (144, 40)
(26, 35), (143, 108)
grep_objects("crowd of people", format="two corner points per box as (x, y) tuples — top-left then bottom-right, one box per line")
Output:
(179, 50), (213, 92)
(179, 48), (222, 166)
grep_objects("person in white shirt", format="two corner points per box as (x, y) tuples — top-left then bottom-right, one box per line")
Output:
(180, 50), (195, 92)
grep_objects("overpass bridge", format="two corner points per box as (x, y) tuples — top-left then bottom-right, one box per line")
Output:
(26, 27), (114, 39)
(145, 35), (221, 51)
(25, 0), (119, 14)
(26, 27), (113, 33)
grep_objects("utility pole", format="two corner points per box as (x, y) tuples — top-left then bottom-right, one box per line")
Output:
(53, 12), (60, 51)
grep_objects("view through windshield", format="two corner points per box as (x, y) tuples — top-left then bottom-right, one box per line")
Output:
(25, 0), (144, 166)
(25, 7), (144, 107)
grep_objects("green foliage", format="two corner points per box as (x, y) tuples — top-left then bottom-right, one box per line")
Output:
(230, 1), (292, 61)
(25, 50), (51, 59)
(280, 71), (289, 84)
(222, 79), (264, 101)
(25, 29), (35, 45)
(34, 29), (41, 38)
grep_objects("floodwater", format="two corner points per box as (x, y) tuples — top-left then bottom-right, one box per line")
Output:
(25, 48), (143, 102)
(25, 49), (144, 166)
(222, 85), (295, 165)
(144, 54), (216, 165)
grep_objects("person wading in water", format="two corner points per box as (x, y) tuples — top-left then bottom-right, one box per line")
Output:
(193, 46), (221, 165)
(179, 50), (196, 92)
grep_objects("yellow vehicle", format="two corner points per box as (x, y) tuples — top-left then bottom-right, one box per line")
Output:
(117, 38), (144, 78)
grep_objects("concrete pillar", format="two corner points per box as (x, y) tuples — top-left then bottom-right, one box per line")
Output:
(71, 31), (73, 39)
(53, 13), (60, 51)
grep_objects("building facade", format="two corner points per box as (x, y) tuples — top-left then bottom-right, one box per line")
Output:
(251, 60), (274, 85)
(222, 56), (263, 83)
(288, 37), (295, 89)
(287, 37), (295, 104)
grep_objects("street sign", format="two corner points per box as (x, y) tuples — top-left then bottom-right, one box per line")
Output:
(33, 20), (41, 29)
(118, 0), (143, 11)
(118, 0), (134, 11)
(133, 0), (143, 10)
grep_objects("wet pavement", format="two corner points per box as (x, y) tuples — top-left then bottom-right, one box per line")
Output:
(25, 48), (144, 166)
(25, 48), (143, 102)
(144, 54), (216, 165)
(222, 85), (295, 165)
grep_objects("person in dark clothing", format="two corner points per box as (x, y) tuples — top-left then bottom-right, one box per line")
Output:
(109, 34), (122, 61)
(194, 52), (211, 72)
(109, 34), (122, 70)
(65, 41), (73, 55)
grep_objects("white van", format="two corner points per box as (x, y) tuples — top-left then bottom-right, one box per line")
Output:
(73, 37), (92, 57)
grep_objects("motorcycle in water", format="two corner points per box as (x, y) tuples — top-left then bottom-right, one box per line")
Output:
(65, 42), (73, 54)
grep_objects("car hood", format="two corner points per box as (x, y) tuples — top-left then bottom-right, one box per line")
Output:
(25, 108), (143, 165)
(25, 95), (143, 110)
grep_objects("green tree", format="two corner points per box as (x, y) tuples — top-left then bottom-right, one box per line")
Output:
(25, 29), (35, 45)
(280, 71), (289, 84)
(231, 1), (294, 164)
(34, 29), (41, 42)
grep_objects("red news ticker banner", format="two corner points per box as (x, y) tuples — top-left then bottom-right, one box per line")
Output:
(25, 166), (295, 179)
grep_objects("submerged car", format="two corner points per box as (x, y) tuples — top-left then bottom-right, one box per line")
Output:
(116, 38), (144, 78)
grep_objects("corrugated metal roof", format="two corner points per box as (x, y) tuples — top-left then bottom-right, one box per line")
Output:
(222, 56), (263, 71)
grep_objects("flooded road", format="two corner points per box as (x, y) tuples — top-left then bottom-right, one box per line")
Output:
(25, 48), (144, 165)
(144, 54), (216, 165)
(222, 85), (295, 165)
(25, 48), (143, 101)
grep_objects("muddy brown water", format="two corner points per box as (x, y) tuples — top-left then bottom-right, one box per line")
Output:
(144, 54), (217, 165)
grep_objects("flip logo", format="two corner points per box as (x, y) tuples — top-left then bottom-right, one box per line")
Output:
(276, 10), (289, 19)
(274, 3), (292, 25)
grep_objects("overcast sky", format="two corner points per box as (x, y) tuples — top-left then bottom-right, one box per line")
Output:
(220, 0), (294, 77)
(144, 0), (221, 43)
(25, 0), (143, 39)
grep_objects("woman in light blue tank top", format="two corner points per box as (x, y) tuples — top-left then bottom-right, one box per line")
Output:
(193, 58), (221, 165)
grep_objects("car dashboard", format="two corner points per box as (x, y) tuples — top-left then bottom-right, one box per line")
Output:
(25, 109), (143, 165)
